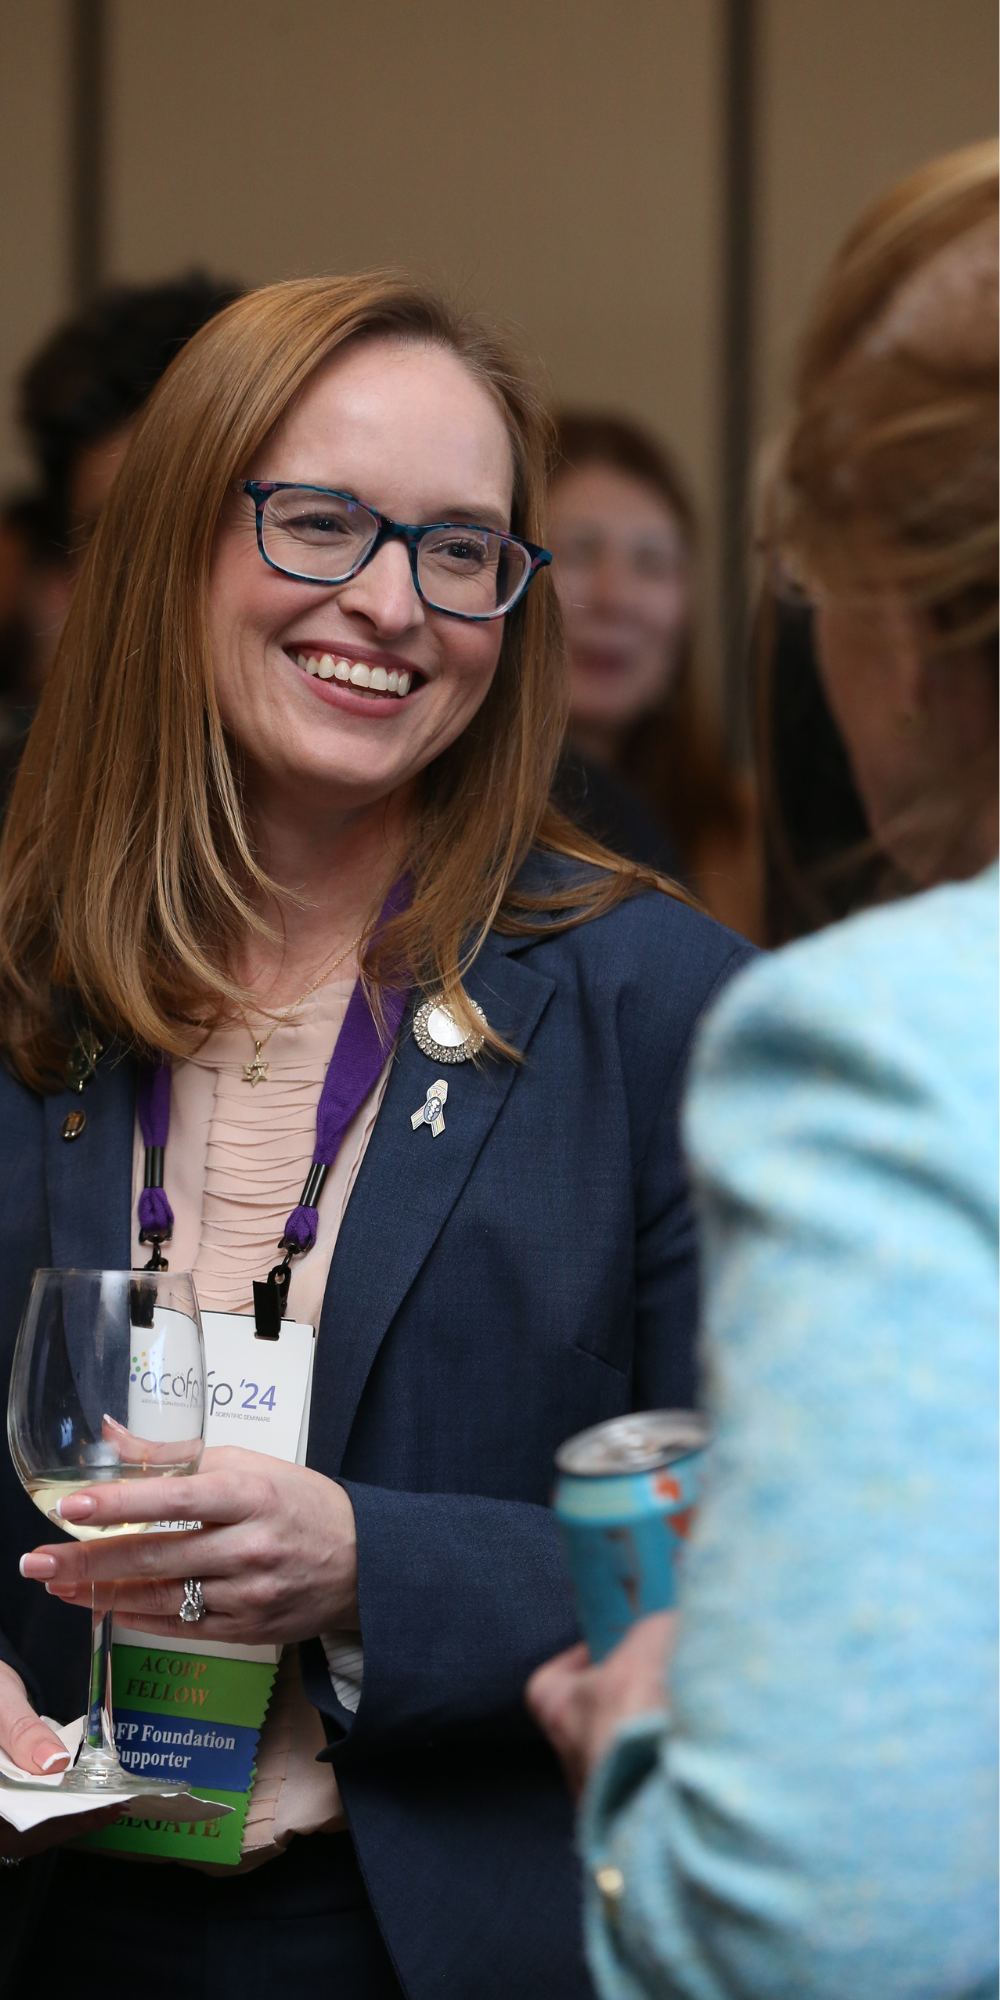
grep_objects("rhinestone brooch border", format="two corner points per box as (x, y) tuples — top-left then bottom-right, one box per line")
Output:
(412, 995), (487, 1065)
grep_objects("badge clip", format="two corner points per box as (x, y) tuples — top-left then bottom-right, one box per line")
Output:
(253, 1255), (291, 1340)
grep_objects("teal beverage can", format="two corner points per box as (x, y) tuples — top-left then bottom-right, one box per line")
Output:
(553, 1410), (710, 1662)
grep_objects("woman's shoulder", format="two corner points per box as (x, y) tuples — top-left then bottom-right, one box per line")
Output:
(0, 1056), (48, 1194)
(0, 1051), (44, 1114)
(482, 851), (757, 1091)
(698, 863), (998, 1076)
(506, 848), (757, 998)
(687, 865), (999, 1224)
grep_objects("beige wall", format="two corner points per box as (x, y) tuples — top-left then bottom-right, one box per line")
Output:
(0, 0), (68, 489)
(757, 0), (998, 436)
(105, 0), (723, 521)
(0, 0), (995, 687)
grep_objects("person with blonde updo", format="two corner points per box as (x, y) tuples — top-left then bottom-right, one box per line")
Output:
(530, 140), (998, 2000)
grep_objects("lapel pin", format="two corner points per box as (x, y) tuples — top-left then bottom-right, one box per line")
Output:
(411, 1078), (449, 1138)
(413, 996), (486, 1066)
(63, 1028), (103, 1095)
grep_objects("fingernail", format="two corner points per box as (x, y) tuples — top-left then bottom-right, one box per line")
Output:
(19, 1554), (57, 1578)
(57, 1493), (94, 1519)
(45, 1582), (78, 1598)
(39, 1749), (70, 1771)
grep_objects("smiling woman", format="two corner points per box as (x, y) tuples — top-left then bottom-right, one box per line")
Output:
(0, 275), (752, 2000)
(0, 280), (595, 1077)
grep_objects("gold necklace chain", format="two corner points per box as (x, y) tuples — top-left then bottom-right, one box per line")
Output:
(239, 933), (362, 1085)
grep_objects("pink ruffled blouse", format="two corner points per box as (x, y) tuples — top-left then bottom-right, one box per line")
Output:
(130, 967), (390, 1869)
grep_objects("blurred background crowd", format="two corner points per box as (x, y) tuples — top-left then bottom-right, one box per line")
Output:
(0, 0), (995, 926)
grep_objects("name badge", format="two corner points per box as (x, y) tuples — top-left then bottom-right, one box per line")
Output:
(202, 1312), (316, 1466)
(78, 1310), (317, 1868)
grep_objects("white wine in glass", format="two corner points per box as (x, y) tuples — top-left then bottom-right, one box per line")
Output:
(7, 1268), (206, 1794)
(25, 1460), (202, 1542)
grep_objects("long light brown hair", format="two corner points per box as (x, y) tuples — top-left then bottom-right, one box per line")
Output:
(551, 412), (747, 869)
(0, 275), (685, 1091)
(763, 139), (998, 890)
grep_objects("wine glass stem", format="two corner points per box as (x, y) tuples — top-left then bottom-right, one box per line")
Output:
(77, 1585), (119, 1774)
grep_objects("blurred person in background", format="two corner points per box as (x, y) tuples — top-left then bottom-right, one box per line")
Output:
(530, 139), (998, 2000)
(0, 491), (69, 740)
(0, 273), (242, 765)
(548, 413), (762, 938)
(19, 270), (244, 560)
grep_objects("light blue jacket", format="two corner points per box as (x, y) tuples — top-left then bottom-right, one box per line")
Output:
(582, 865), (999, 2000)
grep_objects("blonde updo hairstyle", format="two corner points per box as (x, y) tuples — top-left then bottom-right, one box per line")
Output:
(771, 140), (997, 663)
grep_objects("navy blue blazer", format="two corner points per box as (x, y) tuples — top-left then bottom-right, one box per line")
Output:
(0, 865), (753, 1999)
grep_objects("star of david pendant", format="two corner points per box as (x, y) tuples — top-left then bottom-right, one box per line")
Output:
(242, 1051), (269, 1086)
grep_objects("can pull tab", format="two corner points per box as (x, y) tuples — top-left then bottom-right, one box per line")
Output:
(252, 1255), (291, 1340)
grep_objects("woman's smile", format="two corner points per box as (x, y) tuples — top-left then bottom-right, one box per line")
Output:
(210, 336), (512, 803)
(285, 639), (423, 708)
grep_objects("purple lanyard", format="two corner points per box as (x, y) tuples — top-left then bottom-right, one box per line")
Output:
(136, 883), (409, 1338)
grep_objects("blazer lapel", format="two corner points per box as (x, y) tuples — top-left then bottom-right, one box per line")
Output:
(309, 940), (555, 1473)
(44, 1050), (136, 1270)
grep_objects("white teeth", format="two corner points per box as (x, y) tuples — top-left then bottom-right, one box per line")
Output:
(298, 651), (413, 696)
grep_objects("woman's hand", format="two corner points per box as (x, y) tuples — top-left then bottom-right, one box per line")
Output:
(19, 1446), (359, 1646)
(0, 1661), (72, 1779)
(0, 1662), (125, 1859)
(526, 1612), (677, 1799)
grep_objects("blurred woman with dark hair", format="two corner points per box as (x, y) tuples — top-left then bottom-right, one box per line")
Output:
(549, 413), (762, 937)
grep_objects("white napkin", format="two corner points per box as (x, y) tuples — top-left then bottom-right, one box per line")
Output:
(0, 1716), (233, 1832)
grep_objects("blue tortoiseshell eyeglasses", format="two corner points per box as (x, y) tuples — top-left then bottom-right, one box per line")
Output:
(239, 480), (551, 622)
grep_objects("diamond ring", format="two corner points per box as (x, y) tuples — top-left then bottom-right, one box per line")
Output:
(179, 1578), (206, 1623)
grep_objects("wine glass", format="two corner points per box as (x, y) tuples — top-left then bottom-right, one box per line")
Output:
(7, 1268), (206, 1795)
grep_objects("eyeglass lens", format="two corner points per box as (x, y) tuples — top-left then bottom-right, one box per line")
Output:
(260, 488), (530, 616)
